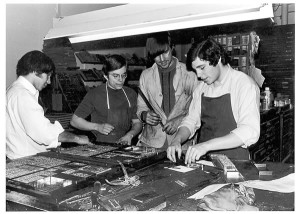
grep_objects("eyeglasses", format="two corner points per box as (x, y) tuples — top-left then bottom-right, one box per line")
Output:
(110, 73), (127, 79)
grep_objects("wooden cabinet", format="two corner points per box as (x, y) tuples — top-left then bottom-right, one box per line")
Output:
(249, 108), (280, 162)
(280, 107), (294, 162)
(249, 105), (294, 163)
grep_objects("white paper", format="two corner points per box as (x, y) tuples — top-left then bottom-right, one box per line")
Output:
(195, 160), (215, 167)
(188, 173), (294, 200)
(188, 183), (228, 199)
(240, 173), (295, 193)
(167, 165), (195, 173)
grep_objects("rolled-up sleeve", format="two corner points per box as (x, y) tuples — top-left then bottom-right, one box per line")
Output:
(231, 79), (260, 147)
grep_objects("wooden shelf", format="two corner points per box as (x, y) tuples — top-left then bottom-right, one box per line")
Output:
(249, 106), (294, 163)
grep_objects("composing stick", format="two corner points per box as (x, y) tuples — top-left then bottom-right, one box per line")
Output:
(137, 87), (164, 127)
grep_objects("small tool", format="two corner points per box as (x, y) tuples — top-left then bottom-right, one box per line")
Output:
(105, 161), (140, 186)
(93, 181), (101, 194)
(137, 87), (164, 127)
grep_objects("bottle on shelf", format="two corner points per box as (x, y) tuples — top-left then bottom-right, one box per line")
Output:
(264, 87), (274, 110)
(264, 87), (271, 110)
(260, 87), (273, 111)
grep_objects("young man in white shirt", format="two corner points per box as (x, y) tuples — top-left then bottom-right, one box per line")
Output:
(167, 38), (260, 164)
(6, 50), (91, 160)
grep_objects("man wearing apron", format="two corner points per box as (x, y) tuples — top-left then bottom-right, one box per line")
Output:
(167, 38), (260, 164)
(71, 55), (142, 145)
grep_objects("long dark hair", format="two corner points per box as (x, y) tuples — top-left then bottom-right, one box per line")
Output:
(186, 38), (230, 71)
(146, 31), (172, 61)
(16, 50), (55, 77)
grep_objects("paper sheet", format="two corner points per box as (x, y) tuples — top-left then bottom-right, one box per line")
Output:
(166, 165), (195, 173)
(188, 173), (295, 199)
(240, 173), (294, 193)
(188, 183), (228, 199)
(195, 160), (215, 167)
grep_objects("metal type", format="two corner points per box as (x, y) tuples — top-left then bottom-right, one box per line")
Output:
(105, 161), (140, 186)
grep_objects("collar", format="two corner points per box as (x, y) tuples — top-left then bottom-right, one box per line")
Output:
(16, 76), (38, 96)
(217, 65), (231, 86)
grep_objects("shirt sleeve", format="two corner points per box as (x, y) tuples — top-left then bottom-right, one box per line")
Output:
(74, 90), (95, 119)
(179, 85), (202, 138)
(17, 91), (64, 148)
(231, 78), (260, 147)
(137, 71), (150, 120)
(128, 88), (138, 120)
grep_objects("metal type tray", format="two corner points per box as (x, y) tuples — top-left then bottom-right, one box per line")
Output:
(6, 144), (166, 203)
(58, 161), (221, 211)
(6, 154), (113, 202)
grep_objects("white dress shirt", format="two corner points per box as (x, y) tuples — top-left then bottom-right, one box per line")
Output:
(180, 66), (260, 148)
(6, 76), (64, 159)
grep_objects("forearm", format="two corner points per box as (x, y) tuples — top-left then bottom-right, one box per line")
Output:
(70, 114), (98, 131)
(58, 131), (81, 143)
(200, 132), (244, 153)
(172, 126), (191, 145)
(126, 120), (143, 137)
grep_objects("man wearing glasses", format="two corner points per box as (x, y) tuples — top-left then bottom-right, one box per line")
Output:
(137, 32), (199, 149)
(71, 55), (142, 145)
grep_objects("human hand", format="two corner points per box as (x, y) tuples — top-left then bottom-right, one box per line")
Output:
(116, 133), (133, 145)
(141, 111), (161, 126)
(95, 123), (115, 135)
(185, 144), (208, 165)
(75, 135), (92, 145)
(166, 139), (182, 162)
(162, 120), (177, 135)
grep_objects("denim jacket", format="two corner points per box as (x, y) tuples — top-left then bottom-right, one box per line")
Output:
(137, 57), (199, 148)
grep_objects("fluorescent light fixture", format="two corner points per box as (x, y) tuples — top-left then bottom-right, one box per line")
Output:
(44, 3), (274, 44)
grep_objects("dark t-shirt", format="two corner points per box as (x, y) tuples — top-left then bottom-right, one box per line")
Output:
(74, 84), (138, 124)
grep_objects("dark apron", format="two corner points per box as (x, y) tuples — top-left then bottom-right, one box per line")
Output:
(198, 93), (250, 160)
(95, 84), (132, 143)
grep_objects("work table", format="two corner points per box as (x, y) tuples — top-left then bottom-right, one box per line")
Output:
(6, 145), (294, 211)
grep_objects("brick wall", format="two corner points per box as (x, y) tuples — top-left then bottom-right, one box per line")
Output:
(255, 24), (295, 104)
